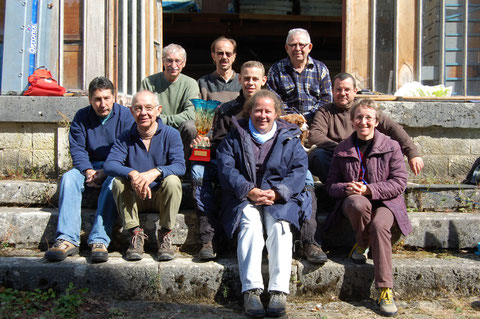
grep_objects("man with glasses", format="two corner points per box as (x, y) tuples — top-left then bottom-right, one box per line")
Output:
(309, 72), (424, 183)
(267, 28), (332, 125)
(105, 90), (185, 261)
(198, 36), (242, 103)
(141, 43), (199, 157)
(44, 77), (134, 263)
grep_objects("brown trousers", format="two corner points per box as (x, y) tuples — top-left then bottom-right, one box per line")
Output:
(342, 194), (394, 288)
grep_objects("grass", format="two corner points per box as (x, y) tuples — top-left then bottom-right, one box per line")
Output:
(0, 282), (88, 318)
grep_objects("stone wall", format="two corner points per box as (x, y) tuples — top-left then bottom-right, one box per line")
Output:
(0, 96), (478, 182)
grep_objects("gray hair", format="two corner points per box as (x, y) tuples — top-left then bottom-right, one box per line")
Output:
(286, 28), (311, 44)
(162, 43), (187, 61)
(132, 90), (160, 107)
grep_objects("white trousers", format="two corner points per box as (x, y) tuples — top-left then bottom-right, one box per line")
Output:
(237, 203), (293, 294)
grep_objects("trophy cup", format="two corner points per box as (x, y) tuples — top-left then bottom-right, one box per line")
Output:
(189, 98), (221, 162)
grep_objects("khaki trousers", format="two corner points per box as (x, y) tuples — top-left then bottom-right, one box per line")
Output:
(112, 175), (182, 231)
(342, 194), (394, 289)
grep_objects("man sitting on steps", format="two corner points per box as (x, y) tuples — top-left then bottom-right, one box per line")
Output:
(45, 77), (134, 263)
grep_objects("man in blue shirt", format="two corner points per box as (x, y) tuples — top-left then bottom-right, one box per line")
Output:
(105, 90), (185, 261)
(267, 28), (333, 125)
(45, 77), (134, 263)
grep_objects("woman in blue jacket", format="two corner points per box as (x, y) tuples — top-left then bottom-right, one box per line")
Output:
(217, 90), (310, 318)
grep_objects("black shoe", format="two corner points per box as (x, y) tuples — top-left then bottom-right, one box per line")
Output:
(243, 289), (266, 318)
(198, 241), (216, 260)
(126, 227), (148, 261)
(44, 239), (79, 261)
(267, 291), (287, 317)
(303, 242), (328, 264)
(90, 243), (108, 263)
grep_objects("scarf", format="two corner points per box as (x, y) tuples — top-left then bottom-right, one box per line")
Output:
(248, 118), (277, 144)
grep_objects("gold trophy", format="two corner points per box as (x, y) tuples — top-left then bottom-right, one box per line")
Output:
(189, 99), (221, 162)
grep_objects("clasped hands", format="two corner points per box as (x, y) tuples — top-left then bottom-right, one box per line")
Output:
(190, 135), (210, 148)
(85, 169), (106, 188)
(128, 168), (161, 200)
(247, 187), (278, 206)
(345, 181), (371, 196)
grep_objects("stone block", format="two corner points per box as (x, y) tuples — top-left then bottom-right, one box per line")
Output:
(32, 150), (56, 172)
(449, 155), (478, 179)
(32, 125), (56, 150)
(470, 139), (480, 155)
(417, 155), (449, 180)
(57, 126), (72, 172)
(415, 136), (470, 155)
(0, 124), (32, 150)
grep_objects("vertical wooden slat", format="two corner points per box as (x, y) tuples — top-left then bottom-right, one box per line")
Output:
(149, 0), (154, 75)
(132, 0), (137, 93)
(84, 0), (106, 89)
(59, 0), (64, 86)
(370, 0), (376, 91)
(463, 1), (468, 95)
(122, 0), (127, 93)
(396, 0), (417, 89)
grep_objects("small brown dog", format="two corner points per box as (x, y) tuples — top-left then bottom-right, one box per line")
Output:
(280, 114), (316, 153)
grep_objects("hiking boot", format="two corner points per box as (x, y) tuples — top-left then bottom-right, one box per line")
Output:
(90, 243), (108, 263)
(378, 288), (398, 316)
(243, 289), (265, 318)
(267, 291), (287, 317)
(303, 242), (328, 264)
(198, 241), (216, 260)
(44, 239), (79, 261)
(349, 243), (369, 264)
(126, 228), (148, 261)
(157, 228), (175, 261)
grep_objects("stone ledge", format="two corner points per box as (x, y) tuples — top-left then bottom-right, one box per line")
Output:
(0, 255), (478, 301)
(1, 207), (479, 250)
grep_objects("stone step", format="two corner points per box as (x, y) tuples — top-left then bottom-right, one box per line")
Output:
(1, 180), (479, 211)
(0, 252), (478, 301)
(1, 206), (479, 250)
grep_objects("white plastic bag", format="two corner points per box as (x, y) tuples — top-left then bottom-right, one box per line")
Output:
(394, 81), (452, 97)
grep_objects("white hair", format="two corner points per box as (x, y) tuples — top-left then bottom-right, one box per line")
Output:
(286, 28), (311, 44)
(162, 43), (187, 61)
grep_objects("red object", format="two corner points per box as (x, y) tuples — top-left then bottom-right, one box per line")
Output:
(23, 68), (66, 96)
(189, 148), (211, 162)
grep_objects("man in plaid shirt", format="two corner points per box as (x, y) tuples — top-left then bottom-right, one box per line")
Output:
(267, 28), (333, 125)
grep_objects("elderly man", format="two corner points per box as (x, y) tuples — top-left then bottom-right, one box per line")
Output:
(267, 28), (332, 124)
(309, 72), (424, 182)
(45, 77), (134, 263)
(105, 90), (185, 261)
(198, 36), (242, 103)
(141, 43), (199, 156)
(192, 61), (267, 260)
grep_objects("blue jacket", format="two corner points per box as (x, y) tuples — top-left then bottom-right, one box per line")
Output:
(217, 116), (311, 238)
(104, 118), (186, 189)
(69, 103), (134, 173)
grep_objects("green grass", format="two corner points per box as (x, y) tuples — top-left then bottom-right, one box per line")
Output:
(0, 282), (88, 318)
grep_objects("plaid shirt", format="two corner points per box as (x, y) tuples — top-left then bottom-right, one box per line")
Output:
(267, 56), (332, 124)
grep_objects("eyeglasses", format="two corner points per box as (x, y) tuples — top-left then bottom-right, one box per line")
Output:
(215, 51), (234, 58)
(354, 115), (376, 123)
(132, 105), (157, 113)
(164, 58), (184, 65)
(287, 42), (310, 49)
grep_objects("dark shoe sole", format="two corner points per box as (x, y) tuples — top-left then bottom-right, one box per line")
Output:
(91, 252), (108, 263)
(44, 246), (79, 262)
(245, 309), (266, 318)
(267, 308), (286, 317)
(198, 251), (217, 260)
(158, 253), (175, 261)
(352, 257), (367, 264)
(126, 252), (143, 261)
(305, 255), (328, 264)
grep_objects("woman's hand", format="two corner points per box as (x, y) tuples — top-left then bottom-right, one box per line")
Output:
(345, 181), (371, 196)
(247, 188), (277, 206)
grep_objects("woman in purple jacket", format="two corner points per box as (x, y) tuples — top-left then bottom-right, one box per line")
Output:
(325, 98), (411, 317)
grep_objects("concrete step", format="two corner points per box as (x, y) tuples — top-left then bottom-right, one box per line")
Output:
(1, 180), (479, 211)
(0, 252), (478, 301)
(1, 207), (479, 250)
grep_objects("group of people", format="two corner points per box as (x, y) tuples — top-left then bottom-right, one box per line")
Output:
(44, 28), (425, 318)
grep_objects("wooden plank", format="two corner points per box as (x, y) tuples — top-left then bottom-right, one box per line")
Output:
(396, 0), (416, 89)
(344, 0), (370, 89)
(84, 0), (106, 88)
(64, 0), (82, 39)
(63, 44), (82, 89)
(0, 0), (5, 41)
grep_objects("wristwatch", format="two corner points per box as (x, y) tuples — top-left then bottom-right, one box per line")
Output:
(156, 167), (163, 178)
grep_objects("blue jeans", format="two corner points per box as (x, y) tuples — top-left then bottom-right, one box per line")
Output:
(56, 162), (116, 247)
(191, 160), (224, 243)
(308, 148), (334, 183)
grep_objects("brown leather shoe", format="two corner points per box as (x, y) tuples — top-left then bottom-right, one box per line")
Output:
(303, 242), (328, 264)
(126, 228), (148, 261)
(44, 239), (79, 261)
(198, 241), (216, 260)
(157, 228), (175, 261)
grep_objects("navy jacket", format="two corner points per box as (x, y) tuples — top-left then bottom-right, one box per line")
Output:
(69, 103), (134, 173)
(104, 118), (186, 190)
(217, 116), (311, 238)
